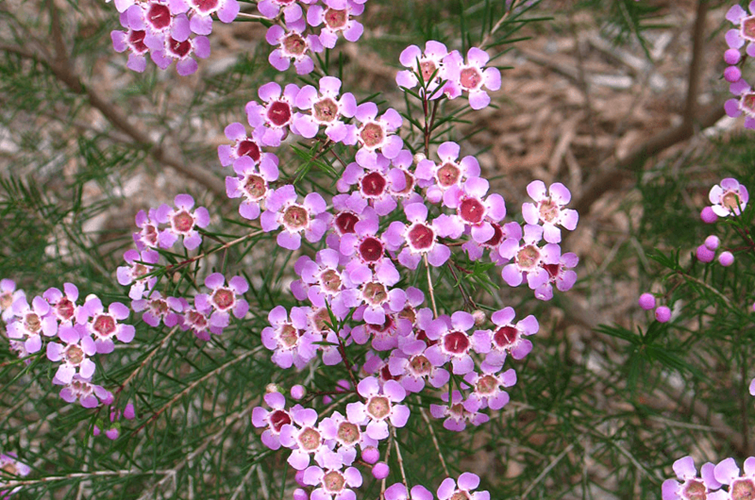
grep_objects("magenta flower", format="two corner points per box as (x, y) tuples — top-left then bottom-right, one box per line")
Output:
(499, 224), (554, 289)
(708, 177), (749, 217)
(347, 103), (403, 166)
(261, 185), (329, 251)
(155, 194), (210, 250)
(133, 208), (161, 250)
(439, 177), (507, 243)
(79, 296), (135, 354)
(131, 291), (183, 327)
(443, 47), (501, 110)
(437, 473), (490, 500)
(226, 155), (279, 221)
(194, 273), (249, 328)
(43, 283), (79, 326)
(111, 26), (150, 72)
(396, 40), (452, 99)
(725, 2), (755, 56)
(252, 391), (294, 450)
(294, 76), (357, 142)
(246, 82), (301, 147)
(389, 335), (450, 393)
(47, 324), (97, 385)
(257, 0), (314, 23)
(481, 306), (538, 369)
(124, 2), (181, 53)
(462, 367), (516, 412)
(6, 295), (57, 354)
(279, 406), (327, 470)
(150, 34), (210, 76)
(724, 78), (755, 129)
(0, 279), (25, 322)
(338, 157), (406, 215)
(384, 203), (451, 270)
(302, 464), (363, 500)
(320, 411), (376, 452)
(424, 311), (487, 375)
(345, 377), (410, 441)
(384, 483), (434, 500)
(183, 0), (239, 34)
(535, 250), (578, 301)
(296, 249), (358, 320)
(180, 301), (217, 341)
(265, 21), (323, 75)
(713, 457), (755, 498)
(429, 390), (488, 431)
(414, 141), (481, 204)
(661, 456), (723, 500)
(261, 305), (321, 369)
(58, 375), (113, 408)
(117, 249), (160, 300)
(307, 0), (365, 49)
(218, 122), (267, 167)
(522, 180), (579, 243)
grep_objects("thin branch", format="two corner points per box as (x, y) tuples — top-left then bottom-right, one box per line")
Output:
(419, 407), (449, 477)
(424, 255), (438, 318)
(391, 427), (409, 493)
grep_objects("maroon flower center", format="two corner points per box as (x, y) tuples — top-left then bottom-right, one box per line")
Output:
(459, 67), (482, 90)
(362, 282), (388, 305)
(409, 354), (431, 375)
(743, 16), (755, 40)
(360, 172), (387, 197)
(313, 97), (339, 123)
(192, 0), (218, 13)
(493, 325), (518, 348)
(543, 263), (560, 279)
(336, 421), (360, 444)
(147, 3), (172, 30)
(282, 205), (309, 230)
(93, 314), (116, 337)
(277, 0), (295, 4)
(129, 30), (148, 53)
(142, 224), (159, 246)
(168, 38), (192, 58)
(459, 197), (485, 224)
(237, 140), (261, 162)
(319, 269), (342, 293)
(443, 330), (470, 354)
(269, 409), (291, 432)
(243, 174), (267, 200)
(722, 190), (743, 211)
(420, 60), (437, 82)
(359, 122), (384, 149)
(743, 92), (755, 114)
(334, 211), (358, 234)
(186, 310), (208, 329)
(172, 210), (195, 233)
(359, 237), (384, 262)
(516, 244), (540, 270)
(324, 8), (348, 30)
(323, 471), (346, 492)
(282, 33), (307, 56)
(730, 478), (755, 500)
(369, 314), (395, 335)
(311, 308), (332, 333)
(407, 223), (435, 251)
(380, 364), (399, 381)
(367, 396), (391, 419)
(65, 344), (85, 365)
(279, 324), (299, 347)
(212, 288), (235, 310)
(437, 162), (460, 187)
(539, 199), (559, 223)
(56, 298), (75, 321)
(24, 313), (41, 333)
(476, 375), (498, 395)
(267, 100), (292, 127)
(298, 427), (322, 451)
(149, 298), (169, 316)
(483, 223), (503, 247)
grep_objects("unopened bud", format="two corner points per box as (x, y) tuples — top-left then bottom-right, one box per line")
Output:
(413, 153), (426, 165)
(472, 310), (487, 325)
(265, 383), (280, 394)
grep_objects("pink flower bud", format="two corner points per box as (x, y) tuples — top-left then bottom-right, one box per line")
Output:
(638, 293), (655, 311)
(704, 235), (720, 251)
(655, 306), (671, 323)
(725, 49), (742, 65)
(719, 251), (734, 267)
(290, 385), (306, 400)
(372, 462), (390, 479)
(700, 207), (717, 224)
(696, 245), (715, 263)
(295, 469), (307, 487)
(293, 488), (308, 500)
(362, 446), (380, 464)
(724, 66), (742, 83)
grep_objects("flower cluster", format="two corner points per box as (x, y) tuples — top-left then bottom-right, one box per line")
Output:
(663, 455), (755, 500)
(723, 4), (755, 128)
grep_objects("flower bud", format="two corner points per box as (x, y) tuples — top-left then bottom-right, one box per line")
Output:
(362, 446), (380, 464)
(472, 310), (487, 325)
(372, 462), (390, 479)
(290, 385), (306, 400)
(724, 49), (742, 65)
(704, 235), (720, 251)
(700, 207), (717, 224)
(413, 153), (426, 165)
(293, 488), (308, 500)
(655, 306), (671, 323)
(718, 251), (734, 267)
(724, 66), (741, 83)
(696, 245), (715, 263)
(638, 293), (655, 311)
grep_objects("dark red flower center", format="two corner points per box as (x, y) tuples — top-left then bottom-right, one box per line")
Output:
(483, 223), (503, 247)
(56, 298), (75, 321)
(237, 139), (261, 162)
(129, 30), (148, 53)
(543, 263), (560, 279)
(443, 330), (470, 354)
(192, 0), (218, 13)
(168, 38), (192, 58)
(212, 288), (235, 310)
(147, 3), (172, 30)
(459, 197), (485, 224)
(437, 162), (460, 187)
(269, 409), (291, 432)
(407, 223), (435, 251)
(493, 325), (518, 348)
(93, 314), (116, 337)
(359, 123), (384, 148)
(359, 237), (383, 262)
(267, 100), (292, 127)
(360, 172), (387, 197)
(334, 211), (358, 234)
(172, 210), (195, 233)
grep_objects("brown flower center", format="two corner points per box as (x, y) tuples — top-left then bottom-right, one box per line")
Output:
(367, 396), (391, 419)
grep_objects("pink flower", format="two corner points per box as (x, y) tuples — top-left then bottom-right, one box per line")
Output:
(724, 78), (755, 129)
(499, 224), (554, 289)
(116, 249), (160, 300)
(396, 40), (452, 99)
(79, 296), (135, 354)
(261, 305), (321, 369)
(439, 177), (507, 244)
(6, 295), (57, 354)
(217, 122), (267, 167)
(384, 483), (434, 500)
(462, 367), (516, 412)
(443, 47), (501, 110)
(155, 194), (211, 250)
(226, 155), (279, 221)
(252, 391), (294, 450)
(43, 283), (79, 326)
(194, 273), (249, 328)
(725, 2), (755, 56)
(345, 377), (410, 441)
(0, 279), (25, 322)
(423, 311), (487, 375)
(111, 26), (150, 72)
(257, 0), (314, 23)
(307, 0), (365, 49)
(0, 452), (30, 498)
(246, 82), (301, 147)
(260, 185), (329, 251)
(429, 390), (488, 431)
(184, 0), (239, 33)
(133, 208), (161, 250)
(437, 473), (490, 500)
(535, 249), (578, 301)
(131, 291), (183, 327)
(708, 177), (749, 217)
(279, 406), (328, 470)
(522, 180), (579, 243)
(661, 456), (723, 500)
(150, 34), (210, 76)
(58, 375), (113, 408)
(265, 21), (323, 75)
(346, 103), (403, 166)
(294, 76), (357, 142)
(480, 306), (538, 369)
(47, 324), (97, 385)
(384, 203), (451, 270)
(337, 157), (405, 216)
(414, 141), (481, 204)
(302, 464), (363, 500)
